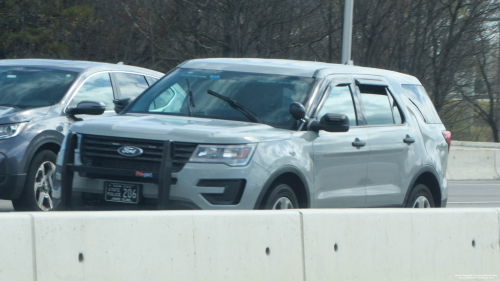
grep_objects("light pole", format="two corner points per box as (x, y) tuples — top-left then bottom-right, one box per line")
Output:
(341, 0), (354, 65)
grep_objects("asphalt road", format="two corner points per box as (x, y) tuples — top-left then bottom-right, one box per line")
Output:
(0, 180), (499, 212)
(446, 180), (500, 208)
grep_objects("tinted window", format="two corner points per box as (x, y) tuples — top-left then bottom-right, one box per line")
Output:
(128, 68), (314, 130)
(70, 73), (114, 110)
(146, 76), (159, 86)
(0, 67), (77, 108)
(359, 85), (394, 126)
(317, 85), (357, 126)
(401, 84), (442, 124)
(115, 73), (149, 99)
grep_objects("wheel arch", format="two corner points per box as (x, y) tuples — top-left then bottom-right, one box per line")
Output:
(21, 130), (64, 174)
(403, 166), (442, 207)
(254, 165), (311, 209)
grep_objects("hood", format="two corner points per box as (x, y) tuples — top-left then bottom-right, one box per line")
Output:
(0, 106), (51, 124)
(69, 114), (292, 144)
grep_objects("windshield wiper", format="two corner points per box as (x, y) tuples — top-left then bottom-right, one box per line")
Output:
(206, 89), (262, 123)
(186, 79), (196, 117)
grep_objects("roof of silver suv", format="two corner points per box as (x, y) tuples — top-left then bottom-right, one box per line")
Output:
(180, 58), (420, 84)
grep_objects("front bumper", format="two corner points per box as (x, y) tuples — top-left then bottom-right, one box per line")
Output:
(64, 162), (268, 210)
(0, 136), (30, 199)
(53, 135), (269, 210)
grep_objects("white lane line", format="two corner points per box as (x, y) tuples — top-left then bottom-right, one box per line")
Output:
(448, 201), (500, 204)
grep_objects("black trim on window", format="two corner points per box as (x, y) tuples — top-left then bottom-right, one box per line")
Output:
(408, 98), (426, 122)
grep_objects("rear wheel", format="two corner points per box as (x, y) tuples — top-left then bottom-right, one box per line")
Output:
(12, 150), (57, 211)
(263, 183), (299, 210)
(406, 184), (434, 208)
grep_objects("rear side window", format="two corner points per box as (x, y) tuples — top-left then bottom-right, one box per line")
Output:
(359, 85), (403, 126)
(401, 84), (442, 124)
(115, 73), (149, 99)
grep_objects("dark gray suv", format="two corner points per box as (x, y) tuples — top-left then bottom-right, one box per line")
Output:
(53, 58), (450, 211)
(0, 59), (163, 211)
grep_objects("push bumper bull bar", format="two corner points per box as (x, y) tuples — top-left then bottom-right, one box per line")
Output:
(60, 133), (173, 210)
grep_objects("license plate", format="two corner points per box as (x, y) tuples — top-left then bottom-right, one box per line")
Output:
(104, 182), (140, 204)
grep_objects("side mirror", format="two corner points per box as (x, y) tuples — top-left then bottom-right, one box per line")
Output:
(113, 98), (131, 114)
(67, 101), (106, 120)
(289, 102), (308, 123)
(308, 113), (349, 133)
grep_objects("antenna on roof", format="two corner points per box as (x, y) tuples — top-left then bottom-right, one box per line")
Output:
(117, 62), (124, 65)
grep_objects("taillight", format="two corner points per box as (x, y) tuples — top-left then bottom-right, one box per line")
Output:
(442, 131), (451, 152)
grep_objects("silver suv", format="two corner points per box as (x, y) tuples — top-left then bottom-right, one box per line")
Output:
(52, 59), (450, 210)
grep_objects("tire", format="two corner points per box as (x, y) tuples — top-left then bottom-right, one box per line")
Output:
(12, 150), (57, 211)
(405, 184), (435, 208)
(263, 183), (299, 210)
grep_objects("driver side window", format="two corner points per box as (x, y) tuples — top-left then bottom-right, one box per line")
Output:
(70, 73), (114, 110)
(317, 85), (357, 127)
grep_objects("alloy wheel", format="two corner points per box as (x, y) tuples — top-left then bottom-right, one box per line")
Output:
(412, 196), (431, 208)
(33, 161), (55, 211)
(272, 197), (294, 209)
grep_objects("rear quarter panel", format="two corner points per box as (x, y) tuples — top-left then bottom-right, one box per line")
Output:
(390, 76), (449, 202)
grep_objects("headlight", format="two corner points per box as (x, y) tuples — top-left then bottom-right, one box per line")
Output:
(189, 144), (257, 166)
(0, 123), (27, 140)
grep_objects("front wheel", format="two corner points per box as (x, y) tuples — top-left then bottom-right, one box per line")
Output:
(263, 183), (299, 209)
(12, 150), (57, 211)
(405, 184), (435, 208)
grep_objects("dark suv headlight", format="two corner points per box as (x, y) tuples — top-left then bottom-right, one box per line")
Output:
(0, 123), (26, 140)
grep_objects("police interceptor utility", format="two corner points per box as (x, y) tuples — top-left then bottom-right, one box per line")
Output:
(52, 58), (450, 210)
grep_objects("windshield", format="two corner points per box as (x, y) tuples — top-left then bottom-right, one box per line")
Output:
(127, 68), (314, 129)
(0, 67), (78, 109)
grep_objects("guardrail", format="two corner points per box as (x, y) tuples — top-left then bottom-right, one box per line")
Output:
(1, 209), (499, 281)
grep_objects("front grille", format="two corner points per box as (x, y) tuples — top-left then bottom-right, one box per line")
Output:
(80, 135), (198, 174)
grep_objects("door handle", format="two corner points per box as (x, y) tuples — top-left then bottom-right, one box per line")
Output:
(352, 138), (366, 148)
(403, 135), (415, 144)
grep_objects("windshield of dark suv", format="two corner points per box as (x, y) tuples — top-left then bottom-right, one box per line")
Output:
(0, 67), (78, 109)
(127, 68), (314, 129)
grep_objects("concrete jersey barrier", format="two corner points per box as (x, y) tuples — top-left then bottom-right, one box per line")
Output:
(447, 147), (500, 180)
(1, 209), (499, 281)
(300, 209), (500, 280)
(451, 140), (500, 149)
(447, 141), (500, 180)
(0, 214), (34, 281)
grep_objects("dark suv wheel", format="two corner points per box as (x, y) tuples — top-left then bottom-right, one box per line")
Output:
(12, 150), (56, 211)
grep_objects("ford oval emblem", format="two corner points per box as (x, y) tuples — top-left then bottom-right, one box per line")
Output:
(117, 146), (144, 157)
